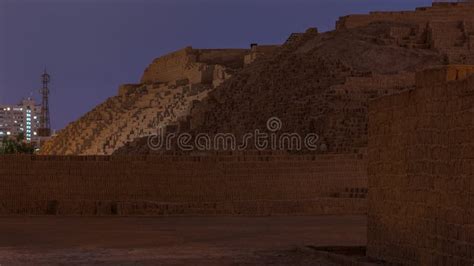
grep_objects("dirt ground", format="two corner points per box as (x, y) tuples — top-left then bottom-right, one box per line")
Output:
(0, 215), (366, 265)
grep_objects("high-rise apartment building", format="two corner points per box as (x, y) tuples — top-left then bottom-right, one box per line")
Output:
(0, 98), (42, 143)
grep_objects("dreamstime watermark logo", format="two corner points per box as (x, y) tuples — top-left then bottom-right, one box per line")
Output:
(147, 117), (321, 151)
(266, 117), (282, 132)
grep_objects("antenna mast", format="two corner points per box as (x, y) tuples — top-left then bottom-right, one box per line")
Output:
(38, 69), (51, 137)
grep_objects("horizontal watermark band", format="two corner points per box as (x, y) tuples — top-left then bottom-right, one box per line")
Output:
(148, 117), (324, 152)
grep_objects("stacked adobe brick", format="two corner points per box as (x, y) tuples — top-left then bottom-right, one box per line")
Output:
(0, 153), (366, 216)
(367, 65), (474, 265)
(40, 47), (254, 155)
(177, 2), (474, 156)
(182, 22), (443, 155)
(39, 81), (215, 155)
(44, 2), (474, 156)
(337, 2), (474, 64)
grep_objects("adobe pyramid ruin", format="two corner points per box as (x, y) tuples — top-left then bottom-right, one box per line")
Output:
(40, 1), (474, 155)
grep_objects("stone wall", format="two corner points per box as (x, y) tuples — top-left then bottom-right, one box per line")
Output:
(0, 153), (367, 216)
(367, 65), (474, 265)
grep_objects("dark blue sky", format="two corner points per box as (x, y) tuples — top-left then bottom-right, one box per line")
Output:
(1, 0), (432, 130)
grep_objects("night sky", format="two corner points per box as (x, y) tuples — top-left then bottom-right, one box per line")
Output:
(1, 0), (432, 131)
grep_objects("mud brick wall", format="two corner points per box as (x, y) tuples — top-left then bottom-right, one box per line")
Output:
(336, 2), (474, 30)
(42, 46), (253, 156)
(0, 153), (367, 216)
(336, 2), (474, 64)
(196, 49), (249, 69)
(141, 47), (249, 84)
(40, 79), (216, 155)
(367, 66), (474, 265)
(141, 47), (195, 84)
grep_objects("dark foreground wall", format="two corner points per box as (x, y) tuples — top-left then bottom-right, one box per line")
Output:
(368, 66), (474, 265)
(0, 153), (366, 216)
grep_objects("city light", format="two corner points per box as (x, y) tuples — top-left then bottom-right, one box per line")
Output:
(0, 98), (43, 143)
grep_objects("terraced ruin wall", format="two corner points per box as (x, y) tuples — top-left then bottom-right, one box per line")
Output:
(0, 153), (366, 216)
(197, 49), (250, 68)
(367, 66), (474, 265)
(336, 2), (474, 30)
(140, 47), (249, 84)
(336, 2), (474, 65)
(141, 47), (196, 84)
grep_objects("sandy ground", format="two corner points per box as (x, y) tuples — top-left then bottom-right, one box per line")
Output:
(0, 215), (366, 265)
